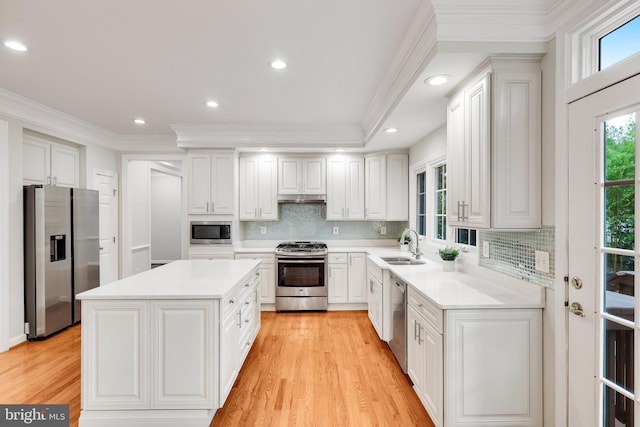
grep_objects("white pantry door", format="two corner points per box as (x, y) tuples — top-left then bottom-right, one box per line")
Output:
(94, 170), (118, 285)
(568, 74), (640, 427)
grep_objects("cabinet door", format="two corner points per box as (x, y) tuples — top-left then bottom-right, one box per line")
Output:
(257, 156), (278, 220)
(492, 67), (541, 228)
(302, 157), (326, 194)
(50, 143), (79, 188)
(239, 157), (258, 220)
(259, 262), (276, 303)
(345, 157), (365, 220)
(464, 72), (491, 229)
(82, 300), (150, 410)
(347, 253), (367, 303)
(326, 157), (346, 220)
(188, 153), (212, 214)
(23, 137), (51, 186)
(386, 154), (408, 220)
(368, 276), (383, 338)
(407, 306), (427, 401)
(423, 321), (443, 427)
(278, 157), (301, 194)
(219, 310), (240, 406)
(328, 263), (348, 303)
(211, 153), (235, 215)
(151, 301), (215, 409)
(447, 93), (466, 226)
(365, 155), (386, 220)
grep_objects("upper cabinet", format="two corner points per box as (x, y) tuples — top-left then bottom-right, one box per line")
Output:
(365, 153), (408, 221)
(447, 56), (541, 229)
(326, 155), (365, 220)
(187, 151), (235, 215)
(239, 155), (278, 221)
(23, 133), (79, 188)
(278, 156), (326, 195)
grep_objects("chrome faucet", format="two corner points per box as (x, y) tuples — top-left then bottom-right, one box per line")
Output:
(401, 228), (422, 259)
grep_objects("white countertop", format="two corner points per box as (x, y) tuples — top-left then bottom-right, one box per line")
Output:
(77, 259), (260, 300)
(365, 250), (545, 309)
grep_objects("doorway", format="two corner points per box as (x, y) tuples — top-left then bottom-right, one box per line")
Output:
(567, 73), (640, 426)
(121, 157), (186, 277)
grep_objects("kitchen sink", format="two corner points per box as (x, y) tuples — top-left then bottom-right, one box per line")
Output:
(381, 257), (426, 265)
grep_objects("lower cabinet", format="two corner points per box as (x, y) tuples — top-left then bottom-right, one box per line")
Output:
(328, 252), (367, 305)
(367, 257), (384, 339)
(235, 253), (276, 304)
(407, 287), (542, 427)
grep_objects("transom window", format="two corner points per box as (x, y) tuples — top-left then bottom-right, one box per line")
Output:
(599, 14), (640, 71)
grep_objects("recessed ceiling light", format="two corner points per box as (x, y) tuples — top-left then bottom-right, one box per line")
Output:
(260, 148), (269, 152)
(425, 75), (449, 86)
(334, 148), (345, 152)
(270, 59), (287, 70)
(4, 40), (27, 52)
(205, 100), (219, 108)
(133, 118), (146, 125)
(384, 127), (398, 133)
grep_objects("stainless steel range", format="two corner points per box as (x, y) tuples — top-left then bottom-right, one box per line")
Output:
(275, 241), (328, 311)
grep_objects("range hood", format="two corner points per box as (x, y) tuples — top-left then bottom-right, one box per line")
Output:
(277, 194), (326, 204)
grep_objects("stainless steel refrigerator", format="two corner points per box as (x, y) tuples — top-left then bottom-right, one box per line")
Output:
(24, 185), (100, 339)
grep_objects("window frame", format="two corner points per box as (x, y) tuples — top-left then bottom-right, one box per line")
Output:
(410, 154), (447, 245)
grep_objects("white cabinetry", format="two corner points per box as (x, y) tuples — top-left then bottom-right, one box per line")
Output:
(366, 258), (384, 339)
(235, 253), (276, 304)
(447, 57), (541, 229)
(407, 287), (542, 427)
(328, 253), (367, 305)
(239, 155), (278, 220)
(364, 153), (408, 220)
(219, 270), (260, 405)
(278, 156), (326, 195)
(82, 299), (215, 411)
(187, 151), (235, 215)
(23, 134), (79, 187)
(326, 155), (365, 220)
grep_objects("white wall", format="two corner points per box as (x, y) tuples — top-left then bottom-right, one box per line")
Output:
(150, 171), (182, 263)
(409, 124), (446, 165)
(0, 120), (9, 352)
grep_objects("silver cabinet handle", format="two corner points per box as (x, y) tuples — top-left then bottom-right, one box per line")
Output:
(52, 176), (57, 186)
(47, 176), (51, 185)
(206, 202), (209, 213)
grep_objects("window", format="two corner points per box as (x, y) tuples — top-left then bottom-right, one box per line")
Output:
(599, 14), (640, 71)
(434, 165), (446, 240)
(416, 171), (426, 235)
(455, 228), (477, 246)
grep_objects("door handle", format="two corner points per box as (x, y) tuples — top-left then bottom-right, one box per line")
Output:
(568, 302), (585, 317)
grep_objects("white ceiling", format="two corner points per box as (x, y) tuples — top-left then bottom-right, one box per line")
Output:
(0, 0), (588, 152)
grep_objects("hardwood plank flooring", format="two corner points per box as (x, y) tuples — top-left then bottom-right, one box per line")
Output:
(0, 311), (434, 427)
(212, 311), (433, 427)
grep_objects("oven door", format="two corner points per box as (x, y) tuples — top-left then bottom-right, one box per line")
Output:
(276, 257), (327, 297)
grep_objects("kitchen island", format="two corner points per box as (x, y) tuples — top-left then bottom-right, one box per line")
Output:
(76, 259), (261, 427)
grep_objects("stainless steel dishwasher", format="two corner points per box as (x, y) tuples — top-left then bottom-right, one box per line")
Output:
(389, 273), (407, 373)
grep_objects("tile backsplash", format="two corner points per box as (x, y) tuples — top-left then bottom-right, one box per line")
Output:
(478, 226), (555, 287)
(240, 203), (408, 240)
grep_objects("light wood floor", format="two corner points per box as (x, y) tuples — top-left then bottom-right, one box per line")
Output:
(0, 311), (433, 427)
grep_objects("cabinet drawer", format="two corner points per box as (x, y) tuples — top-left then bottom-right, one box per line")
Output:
(408, 288), (443, 334)
(328, 253), (348, 263)
(235, 253), (275, 264)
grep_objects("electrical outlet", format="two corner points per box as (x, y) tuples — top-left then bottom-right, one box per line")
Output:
(260, 226), (267, 235)
(483, 241), (490, 258)
(333, 226), (339, 235)
(535, 250), (550, 273)
(380, 226), (387, 235)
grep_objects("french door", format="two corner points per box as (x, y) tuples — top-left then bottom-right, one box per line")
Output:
(568, 74), (640, 426)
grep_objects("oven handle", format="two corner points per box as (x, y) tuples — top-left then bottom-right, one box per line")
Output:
(276, 259), (326, 264)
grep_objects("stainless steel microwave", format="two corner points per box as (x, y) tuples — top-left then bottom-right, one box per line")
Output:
(190, 221), (232, 244)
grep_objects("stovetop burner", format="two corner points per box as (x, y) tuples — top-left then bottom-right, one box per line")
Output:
(275, 241), (328, 256)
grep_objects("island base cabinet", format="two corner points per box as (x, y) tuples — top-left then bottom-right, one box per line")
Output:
(445, 309), (542, 427)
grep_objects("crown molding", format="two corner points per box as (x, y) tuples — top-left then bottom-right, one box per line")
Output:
(0, 88), (121, 149)
(116, 135), (183, 153)
(360, 1), (439, 143)
(170, 123), (364, 149)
